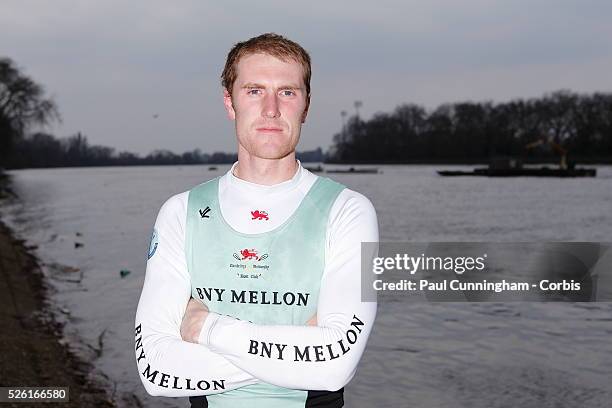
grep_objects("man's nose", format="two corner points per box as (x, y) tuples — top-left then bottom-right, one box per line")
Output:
(262, 93), (280, 118)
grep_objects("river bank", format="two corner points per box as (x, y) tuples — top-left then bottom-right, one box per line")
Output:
(0, 173), (115, 407)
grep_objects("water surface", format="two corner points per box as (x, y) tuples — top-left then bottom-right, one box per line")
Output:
(2, 165), (611, 407)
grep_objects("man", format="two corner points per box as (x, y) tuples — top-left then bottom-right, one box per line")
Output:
(135, 33), (378, 407)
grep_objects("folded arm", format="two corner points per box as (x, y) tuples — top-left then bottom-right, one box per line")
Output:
(194, 191), (379, 391)
(134, 194), (258, 397)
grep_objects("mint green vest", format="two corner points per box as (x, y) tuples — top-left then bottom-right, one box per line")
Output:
(186, 176), (345, 408)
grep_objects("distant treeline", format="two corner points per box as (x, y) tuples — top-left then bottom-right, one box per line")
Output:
(7, 132), (325, 168)
(329, 90), (612, 163)
(3, 55), (612, 169)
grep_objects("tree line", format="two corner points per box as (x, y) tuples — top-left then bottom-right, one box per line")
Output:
(8, 132), (236, 168)
(329, 91), (612, 163)
(3, 56), (611, 169)
(7, 132), (324, 168)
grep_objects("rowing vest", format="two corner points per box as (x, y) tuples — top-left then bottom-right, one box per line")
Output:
(186, 175), (345, 408)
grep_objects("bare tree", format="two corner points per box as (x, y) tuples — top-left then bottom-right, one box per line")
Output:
(0, 57), (60, 166)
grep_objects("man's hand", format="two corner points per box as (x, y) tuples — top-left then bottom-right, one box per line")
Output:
(180, 298), (209, 343)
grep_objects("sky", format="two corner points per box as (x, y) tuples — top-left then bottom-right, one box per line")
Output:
(2, 0), (612, 155)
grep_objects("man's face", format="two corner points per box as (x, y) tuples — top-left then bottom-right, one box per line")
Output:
(223, 53), (309, 160)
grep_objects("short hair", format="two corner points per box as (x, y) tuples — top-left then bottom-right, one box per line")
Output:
(221, 33), (311, 98)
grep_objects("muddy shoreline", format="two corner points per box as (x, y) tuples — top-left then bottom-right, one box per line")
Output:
(0, 172), (117, 407)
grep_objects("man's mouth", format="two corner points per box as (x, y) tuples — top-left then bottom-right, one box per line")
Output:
(256, 127), (283, 132)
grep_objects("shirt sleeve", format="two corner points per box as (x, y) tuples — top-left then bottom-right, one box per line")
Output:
(197, 190), (378, 392)
(134, 193), (259, 397)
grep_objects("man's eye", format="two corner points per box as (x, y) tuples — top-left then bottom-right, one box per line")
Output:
(280, 90), (295, 96)
(247, 89), (262, 95)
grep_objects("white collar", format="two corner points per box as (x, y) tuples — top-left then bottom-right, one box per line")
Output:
(226, 160), (303, 195)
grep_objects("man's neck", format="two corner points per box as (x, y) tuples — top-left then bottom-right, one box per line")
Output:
(234, 151), (298, 186)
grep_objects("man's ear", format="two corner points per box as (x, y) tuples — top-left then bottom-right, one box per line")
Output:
(223, 88), (236, 120)
(301, 95), (310, 123)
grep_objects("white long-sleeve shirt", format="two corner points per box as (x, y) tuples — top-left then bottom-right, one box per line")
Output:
(135, 162), (378, 398)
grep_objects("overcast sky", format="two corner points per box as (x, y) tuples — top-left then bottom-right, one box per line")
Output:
(2, 0), (611, 155)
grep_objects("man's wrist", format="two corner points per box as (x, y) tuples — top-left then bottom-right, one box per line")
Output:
(198, 311), (221, 346)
